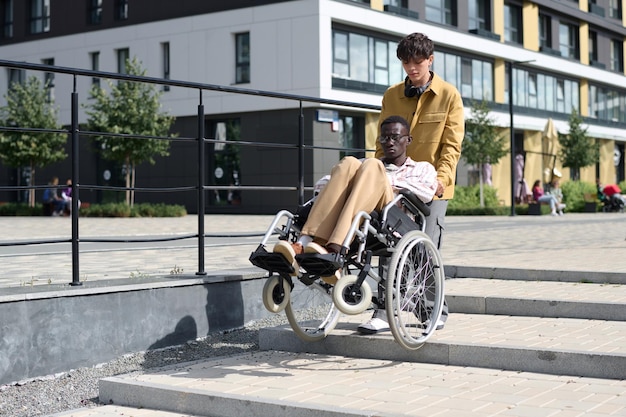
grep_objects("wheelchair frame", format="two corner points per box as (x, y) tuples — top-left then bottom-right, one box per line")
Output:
(249, 190), (445, 350)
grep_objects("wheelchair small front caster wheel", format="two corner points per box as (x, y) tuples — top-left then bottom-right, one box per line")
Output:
(332, 274), (372, 315)
(262, 275), (290, 313)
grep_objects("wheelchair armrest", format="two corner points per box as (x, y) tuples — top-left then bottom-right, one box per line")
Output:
(399, 189), (431, 217)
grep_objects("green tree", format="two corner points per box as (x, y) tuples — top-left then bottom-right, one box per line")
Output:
(0, 76), (67, 207)
(558, 108), (598, 181)
(462, 100), (508, 206)
(85, 58), (175, 206)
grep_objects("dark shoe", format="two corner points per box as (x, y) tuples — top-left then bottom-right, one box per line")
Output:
(304, 242), (340, 284)
(357, 309), (389, 334)
(273, 241), (303, 276)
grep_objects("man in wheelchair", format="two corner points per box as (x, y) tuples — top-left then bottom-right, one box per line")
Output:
(273, 115), (438, 321)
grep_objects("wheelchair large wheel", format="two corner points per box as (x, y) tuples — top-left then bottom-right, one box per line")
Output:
(285, 277), (341, 342)
(385, 230), (445, 350)
(333, 274), (372, 315)
(262, 275), (290, 313)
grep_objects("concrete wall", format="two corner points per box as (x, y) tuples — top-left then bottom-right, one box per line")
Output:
(0, 271), (271, 385)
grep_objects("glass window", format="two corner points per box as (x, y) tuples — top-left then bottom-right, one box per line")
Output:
(610, 39), (624, 73)
(89, 0), (103, 25)
(2, 0), (13, 38)
(528, 73), (537, 109)
(506, 66), (579, 114)
(333, 31), (349, 78)
(374, 40), (389, 85)
(589, 84), (626, 123)
(589, 31), (598, 62)
(90, 51), (100, 87)
(426, 0), (457, 26)
(235, 32), (250, 84)
(115, 0), (128, 20)
(8, 68), (24, 88)
(609, 0), (622, 19)
(349, 33), (368, 83)
(30, 0), (50, 34)
(117, 48), (129, 74)
(162, 42), (170, 91)
(433, 50), (493, 101)
(504, 3), (522, 44)
(559, 22), (579, 60)
(539, 14), (551, 49)
(331, 28), (403, 93)
(384, 0), (407, 6)
(210, 119), (241, 207)
(468, 0), (489, 30)
(42, 57), (54, 102)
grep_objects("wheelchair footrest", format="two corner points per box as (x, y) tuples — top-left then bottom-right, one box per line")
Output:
(296, 253), (343, 277)
(249, 246), (295, 275)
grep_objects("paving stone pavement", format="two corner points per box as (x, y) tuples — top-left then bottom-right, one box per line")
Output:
(1, 212), (626, 288)
(3, 212), (625, 417)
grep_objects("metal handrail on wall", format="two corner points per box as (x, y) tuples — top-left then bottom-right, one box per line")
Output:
(0, 59), (381, 286)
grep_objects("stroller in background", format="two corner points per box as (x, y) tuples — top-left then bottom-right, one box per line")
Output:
(600, 184), (625, 213)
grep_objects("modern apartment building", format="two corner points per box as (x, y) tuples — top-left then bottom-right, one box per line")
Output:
(0, 0), (624, 213)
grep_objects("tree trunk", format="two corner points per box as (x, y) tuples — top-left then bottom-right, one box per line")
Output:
(124, 156), (131, 206)
(130, 164), (136, 208)
(478, 164), (485, 208)
(29, 164), (36, 208)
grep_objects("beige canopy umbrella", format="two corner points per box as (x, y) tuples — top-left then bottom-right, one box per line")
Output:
(542, 118), (559, 183)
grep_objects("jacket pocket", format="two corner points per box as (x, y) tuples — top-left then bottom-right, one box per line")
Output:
(417, 112), (446, 141)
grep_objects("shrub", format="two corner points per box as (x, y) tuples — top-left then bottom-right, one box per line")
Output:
(448, 185), (500, 210)
(561, 180), (597, 212)
(77, 203), (186, 217)
(0, 203), (46, 216)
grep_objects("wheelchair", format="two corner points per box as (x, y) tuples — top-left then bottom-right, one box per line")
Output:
(249, 189), (445, 350)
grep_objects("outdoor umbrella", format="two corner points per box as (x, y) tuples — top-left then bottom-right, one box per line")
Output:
(542, 118), (559, 183)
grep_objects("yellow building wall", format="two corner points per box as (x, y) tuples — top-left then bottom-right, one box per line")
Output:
(580, 22), (589, 65)
(579, 0), (587, 12)
(598, 140), (615, 184)
(493, 0), (504, 42)
(490, 128), (513, 205)
(370, 0), (383, 11)
(365, 112), (379, 158)
(523, 1), (539, 51)
(494, 59), (506, 104)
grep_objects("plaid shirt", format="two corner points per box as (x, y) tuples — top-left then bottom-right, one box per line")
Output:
(383, 156), (437, 203)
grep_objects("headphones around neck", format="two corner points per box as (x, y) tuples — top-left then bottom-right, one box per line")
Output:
(404, 76), (431, 98)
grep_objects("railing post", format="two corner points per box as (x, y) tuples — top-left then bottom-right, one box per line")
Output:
(298, 101), (304, 205)
(196, 90), (206, 275)
(70, 75), (82, 286)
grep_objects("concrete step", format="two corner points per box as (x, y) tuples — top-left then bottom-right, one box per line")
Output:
(87, 277), (626, 417)
(259, 311), (626, 380)
(446, 278), (626, 320)
(96, 350), (626, 417)
(50, 405), (203, 416)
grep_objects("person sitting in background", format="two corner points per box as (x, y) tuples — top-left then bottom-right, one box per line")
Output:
(61, 178), (80, 214)
(42, 176), (66, 216)
(550, 179), (566, 216)
(273, 115), (438, 285)
(532, 179), (560, 216)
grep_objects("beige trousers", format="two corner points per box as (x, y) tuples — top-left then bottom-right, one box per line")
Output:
(301, 157), (394, 247)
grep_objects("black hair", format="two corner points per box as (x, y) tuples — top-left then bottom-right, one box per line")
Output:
(380, 115), (410, 132)
(396, 33), (434, 62)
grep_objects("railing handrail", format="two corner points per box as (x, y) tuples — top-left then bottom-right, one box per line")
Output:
(0, 59), (379, 286)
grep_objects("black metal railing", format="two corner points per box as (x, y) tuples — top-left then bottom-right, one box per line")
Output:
(0, 59), (380, 286)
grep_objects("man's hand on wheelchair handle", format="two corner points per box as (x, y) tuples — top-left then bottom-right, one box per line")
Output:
(436, 180), (445, 199)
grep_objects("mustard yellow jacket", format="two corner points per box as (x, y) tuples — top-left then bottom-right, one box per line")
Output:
(376, 73), (465, 200)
